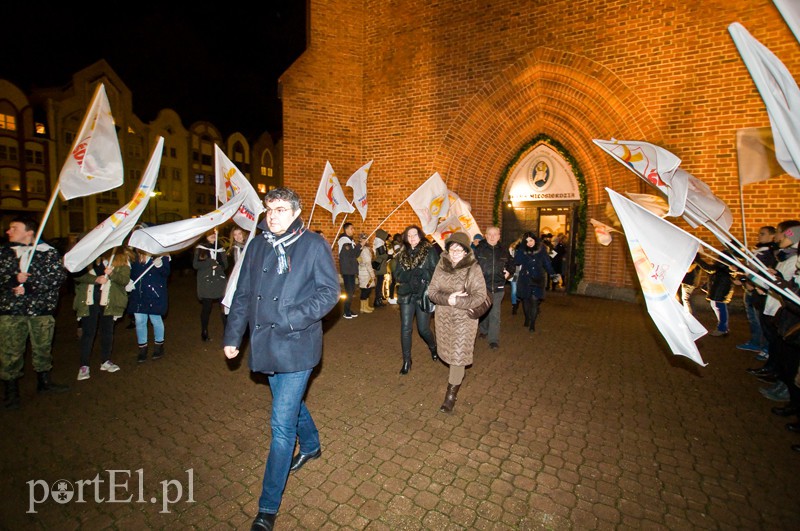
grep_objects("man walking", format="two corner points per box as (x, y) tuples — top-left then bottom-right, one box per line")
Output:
(1, 217), (69, 409)
(337, 222), (361, 319)
(223, 188), (340, 531)
(473, 226), (512, 349)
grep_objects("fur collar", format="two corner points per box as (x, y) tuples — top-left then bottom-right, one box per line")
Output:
(439, 253), (476, 273)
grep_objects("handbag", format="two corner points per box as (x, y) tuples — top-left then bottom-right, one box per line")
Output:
(418, 286), (435, 313)
(465, 267), (492, 319)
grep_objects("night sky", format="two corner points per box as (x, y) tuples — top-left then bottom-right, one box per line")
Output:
(5, 4), (306, 140)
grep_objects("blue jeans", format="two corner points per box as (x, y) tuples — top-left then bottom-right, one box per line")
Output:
(743, 291), (765, 348)
(710, 301), (729, 332)
(510, 281), (517, 305)
(134, 313), (165, 344)
(258, 369), (319, 514)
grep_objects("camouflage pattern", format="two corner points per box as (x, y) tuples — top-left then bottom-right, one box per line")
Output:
(0, 315), (56, 379)
(0, 244), (66, 316)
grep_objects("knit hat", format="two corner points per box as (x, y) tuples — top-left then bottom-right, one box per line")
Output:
(472, 234), (484, 242)
(376, 229), (390, 241)
(785, 226), (800, 245)
(445, 232), (472, 252)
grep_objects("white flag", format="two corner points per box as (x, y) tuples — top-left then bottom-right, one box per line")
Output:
(681, 169), (733, 231)
(58, 84), (124, 201)
(434, 211), (481, 242)
(346, 160), (372, 221)
(63, 138), (164, 272)
(407, 172), (450, 234)
(222, 231), (256, 312)
(729, 22), (800, 179)
(774, 0), (800, 44)
(624, 193), (669, 218)
(446, 190), (472, 218)
(593, 139), (687, 217)
(607, 188), (707, 366)
(314, 161), (354, 223)
(214, 145), (265, 232)
(128, 195), (246, 254)
(589, 218), (615, 246)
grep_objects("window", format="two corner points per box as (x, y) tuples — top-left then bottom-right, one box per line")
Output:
(127, 126), (136, 134)
(0, 113), (16, 131)
(25, 148), (44, 165)
(35, 123), (46, 135)
(7, 146), (18, 162)
(197, 194), (205, 205)
(0, 145), (6, 160)
(192, 151), (199, 162)
(97, 191), (118, 205)
(1, 171), (21, 191)
(260, 166), (273, 177)
(258, 183), (266, 194)
(195, 173), (204, 184)
(129, 169), (141, 183)
(26, 176), (45, 194)
(201, 154), (212, 166)
(170, 147), (177, 158)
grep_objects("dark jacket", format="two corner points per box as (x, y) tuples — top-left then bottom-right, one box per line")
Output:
(515, 244), (556, 300)
(474, 239), (512, 293)
(0, 243), (65, 316)
(127, 256), (170, 316)
(338, 236), (361, 276)
(393, 241), (439, 305)
(696, 256), (734, 303)
(193, 245), (228, 299)
(223, 218), (341, 374)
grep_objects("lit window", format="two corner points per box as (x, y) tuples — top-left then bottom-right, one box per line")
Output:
(261, 166), (266, 176)
(258, 184), (266, 194)
(267, 168), (273, 177)
(127, 126), (136, 134)
(35, 123), (46, 135)
(0, 113), (16, 131)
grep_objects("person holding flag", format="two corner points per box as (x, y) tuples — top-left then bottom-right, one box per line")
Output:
(1, 217), (68, 409)
(194, 231), (228, 342)
(72, 248), (131, 381)
(127, 249), (171, 363)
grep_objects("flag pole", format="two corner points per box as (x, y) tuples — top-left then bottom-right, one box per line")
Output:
(24, 183), (62, 273)
(366, 200), (408, 242)
(331, 213), (350, 251)
(738, 173), (749, 249)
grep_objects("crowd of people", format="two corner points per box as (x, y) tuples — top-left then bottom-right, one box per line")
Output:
(15, 190), (800, 530)
(680, 220), (800, 453)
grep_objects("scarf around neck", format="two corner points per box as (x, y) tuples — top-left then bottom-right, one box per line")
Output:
(264, 217), (305, 274)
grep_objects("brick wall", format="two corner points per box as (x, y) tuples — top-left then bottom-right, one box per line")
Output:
(281, 0), (800, 292)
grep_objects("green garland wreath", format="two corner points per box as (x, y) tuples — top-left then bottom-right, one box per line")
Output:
(492, 134), (587, 291)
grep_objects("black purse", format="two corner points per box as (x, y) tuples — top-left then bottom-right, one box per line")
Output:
(417, 280), (435, 313)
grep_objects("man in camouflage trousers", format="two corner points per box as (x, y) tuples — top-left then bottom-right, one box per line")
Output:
(1, 217), (68, 410)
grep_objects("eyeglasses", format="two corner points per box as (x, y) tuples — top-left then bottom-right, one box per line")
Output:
(449, 247), (466, 255)
(265, 207), (292, 216)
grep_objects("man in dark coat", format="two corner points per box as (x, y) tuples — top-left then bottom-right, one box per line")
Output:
(473, 226), (512, 349)
(223, 188), (340, 531)
(337, 222), (361, 319)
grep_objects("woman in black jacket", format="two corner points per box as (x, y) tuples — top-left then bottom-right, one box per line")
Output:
(392, 225), (439, 374)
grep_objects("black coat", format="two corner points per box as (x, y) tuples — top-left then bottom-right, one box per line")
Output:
(223, 221), (341, 374)
(474, 240), (512, 293)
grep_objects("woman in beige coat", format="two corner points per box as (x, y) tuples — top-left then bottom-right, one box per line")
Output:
(427, 232), (488, 413)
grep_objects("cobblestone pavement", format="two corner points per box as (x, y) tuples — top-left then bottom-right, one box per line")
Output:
(2, 273), (800, 530)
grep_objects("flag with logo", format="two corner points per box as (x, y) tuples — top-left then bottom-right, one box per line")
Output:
(680, 169), (733, 230)
(128, 195), (246, 254)
(63, 138), (164, 272)
(346, 160), (372, 221)
(59, 84), (124, 201)
(589, 218), (615, 246)
(314, 161), (354, 223)
(593, 139), (687, 216)
(407, 172), (450, 234)
(607, 188), (707, 366)
(729, 22), (800, 180)
(214, 145), (265, 232)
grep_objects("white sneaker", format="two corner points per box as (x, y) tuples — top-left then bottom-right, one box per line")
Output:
(77, 366), (90, 380)
(100, 361), (120, 373)
(387, 298), (397, 305)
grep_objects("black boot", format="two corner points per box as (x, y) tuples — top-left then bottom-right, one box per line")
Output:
(4, 379), (20, 410)
(511, 303), (518, 315)
(152, 341), (165, 360)
(430, 345), (439, 362)
(201, 330), (211, 342)
(36, 372), (69, 394)
(400, 357), (412, 375)
(137, 344), (148, 363)
(439, 383), (461, 413)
